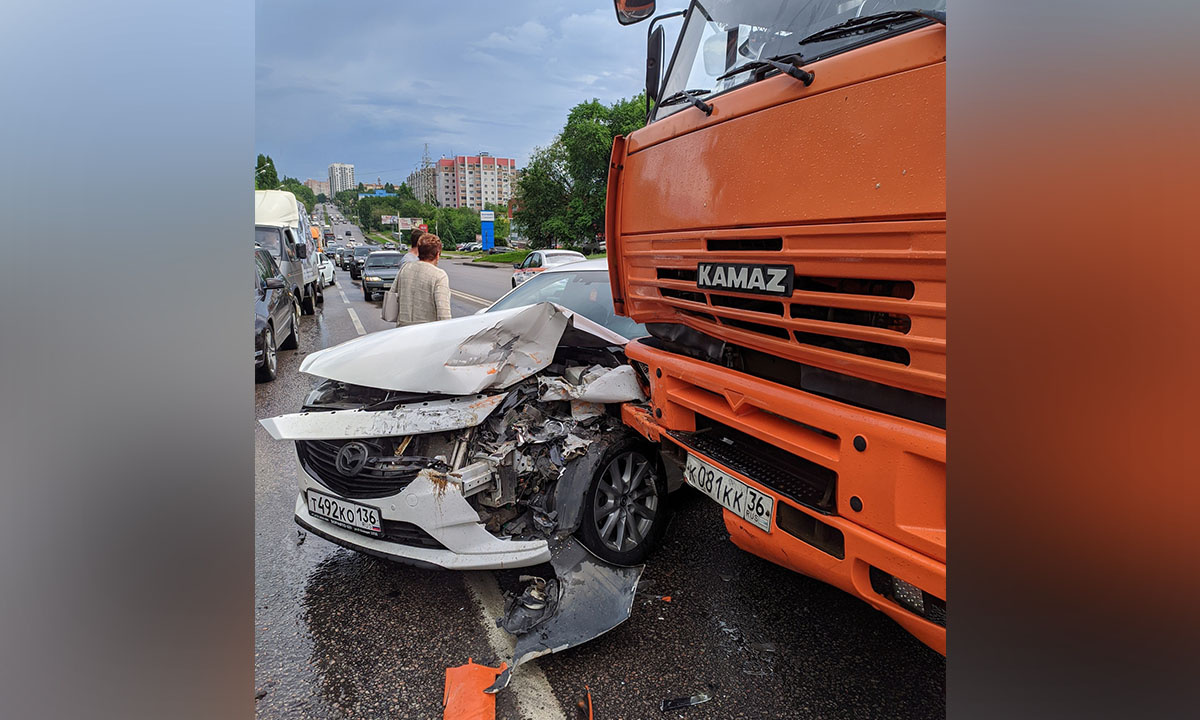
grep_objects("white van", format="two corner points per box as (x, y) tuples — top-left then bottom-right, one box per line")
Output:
(255, 190), (323, 314)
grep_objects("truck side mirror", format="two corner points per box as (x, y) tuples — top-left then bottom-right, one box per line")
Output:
(646, 25), (664, 104)
(295, 244), (308, 259)
(614, 0), (654, 25)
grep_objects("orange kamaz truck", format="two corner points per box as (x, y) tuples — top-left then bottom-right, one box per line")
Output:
(608, 0), (946, 653)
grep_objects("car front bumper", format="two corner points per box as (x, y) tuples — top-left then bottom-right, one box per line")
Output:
(362, 279), (393, 292)
(292, 455), (551, 570)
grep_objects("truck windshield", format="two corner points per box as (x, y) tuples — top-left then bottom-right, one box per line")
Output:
(255, 226), (283, 258)
(656, 0), (945, 120)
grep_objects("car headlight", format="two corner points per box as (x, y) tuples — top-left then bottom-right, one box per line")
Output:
(364, 276), (381, 282)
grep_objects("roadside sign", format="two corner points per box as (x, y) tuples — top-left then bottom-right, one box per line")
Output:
(418, 223), (428, 232)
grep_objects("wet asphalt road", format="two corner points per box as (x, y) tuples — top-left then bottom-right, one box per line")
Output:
(255, 259), (945, 719)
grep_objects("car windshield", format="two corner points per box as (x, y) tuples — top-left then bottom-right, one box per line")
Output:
(488, 270), (647, 340)
(255, 226), (283, 258)
(657, 0), (945, 120)
(354, 247), (372, 256)
(366, 256), (402, 268)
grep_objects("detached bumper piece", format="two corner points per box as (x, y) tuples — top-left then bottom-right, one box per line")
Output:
(484, 537), (643, 694)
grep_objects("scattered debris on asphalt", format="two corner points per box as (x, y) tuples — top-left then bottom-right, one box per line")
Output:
(443, 658), (506, 720)
(660, 694), (711, 711)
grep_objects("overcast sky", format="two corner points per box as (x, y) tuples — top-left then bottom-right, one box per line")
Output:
(256, 0), (686, 186)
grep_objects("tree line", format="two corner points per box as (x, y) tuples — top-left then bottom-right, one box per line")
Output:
(255, 154), (317, 214)
(332, 185), (511, 250)
(512, 94), (646, 250)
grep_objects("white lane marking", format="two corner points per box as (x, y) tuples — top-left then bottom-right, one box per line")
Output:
(338, 289), (348, 303)
(463, 572), (565, 720)
(346, 307), (366, 335)
(451, 289), (492, 306)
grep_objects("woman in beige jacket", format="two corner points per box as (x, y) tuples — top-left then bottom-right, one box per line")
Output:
(388, 234), (451, 326)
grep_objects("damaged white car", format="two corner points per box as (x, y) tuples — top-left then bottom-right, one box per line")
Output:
(259, 301), (670, 571)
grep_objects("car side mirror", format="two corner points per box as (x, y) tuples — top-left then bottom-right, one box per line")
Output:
(513, 262), (521, 269)
(294, 244), (308, 259)
(264, 277), (285, 290)
(614, 0), (654, 25)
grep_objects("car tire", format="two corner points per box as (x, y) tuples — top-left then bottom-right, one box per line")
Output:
(255, 326), (277, 383)
(576, 437), (668, 566)
(512, 278), (517, 288)
(279, 297), (300, 350)
(315, 281), (324, 305)
(363, 287), (371, 301)
(300, 284), (316, 315)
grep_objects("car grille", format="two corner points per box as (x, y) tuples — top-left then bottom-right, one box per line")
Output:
(297, 437), (441, 499)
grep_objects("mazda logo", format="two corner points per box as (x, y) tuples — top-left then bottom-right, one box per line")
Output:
(334, 441), (370, 476)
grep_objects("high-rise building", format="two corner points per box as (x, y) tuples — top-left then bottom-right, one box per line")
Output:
(433, 152), (517, 210)
(327, 163), (356, 197)
(303, 178), (330, 196)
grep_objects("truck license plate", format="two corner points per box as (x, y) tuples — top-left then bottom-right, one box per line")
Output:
(307, 489), (382, 536)
(684, 454), (773, 532)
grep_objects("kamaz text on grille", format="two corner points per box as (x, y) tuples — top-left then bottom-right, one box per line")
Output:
(696, 263), (794, 297)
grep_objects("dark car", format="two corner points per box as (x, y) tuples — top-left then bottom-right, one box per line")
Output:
(486, 245), (513, 255)
(345, 230), (352, 237)
(255, 247), (300, 382)
(348, 245), (373, 280)
(360, 251), (404, 301)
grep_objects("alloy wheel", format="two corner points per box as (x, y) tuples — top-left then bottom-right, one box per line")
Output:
(592, 451), (659, 554)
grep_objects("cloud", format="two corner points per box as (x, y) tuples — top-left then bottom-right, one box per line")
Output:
(255, 0), (683, 182)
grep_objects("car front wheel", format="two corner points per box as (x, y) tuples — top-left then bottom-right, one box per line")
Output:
(577, 439), (667, 566)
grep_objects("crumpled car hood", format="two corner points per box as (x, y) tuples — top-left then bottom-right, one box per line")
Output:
(298, 302), (630, 395)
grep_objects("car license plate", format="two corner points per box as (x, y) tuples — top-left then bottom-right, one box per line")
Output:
(684, 454), (774, 532)
(307, 489), (382, 536)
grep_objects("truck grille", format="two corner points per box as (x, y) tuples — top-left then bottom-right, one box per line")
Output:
(297, 438), (442, 499)
(616, 221), (946, 399)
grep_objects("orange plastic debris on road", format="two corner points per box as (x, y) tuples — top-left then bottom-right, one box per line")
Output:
(443, 659), (507, 720)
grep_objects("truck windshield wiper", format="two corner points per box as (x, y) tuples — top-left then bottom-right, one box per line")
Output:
(657, 89), (713, 116)
(797, 9), (945, 46)
(716, 53), (814, 86)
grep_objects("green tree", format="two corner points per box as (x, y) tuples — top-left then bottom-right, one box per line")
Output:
(254, 154), (278, 190)
(316, 192), (327, 203)
(513, 93), (645, 249)
(279, 176), (316, 213)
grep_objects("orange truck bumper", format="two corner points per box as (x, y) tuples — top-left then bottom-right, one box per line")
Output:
(624, 339), (946, 655)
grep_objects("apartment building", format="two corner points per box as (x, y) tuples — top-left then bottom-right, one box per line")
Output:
(433, 153), (517, 210)
(327, 163), (356, 197)
(303, 178), (330, 196)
